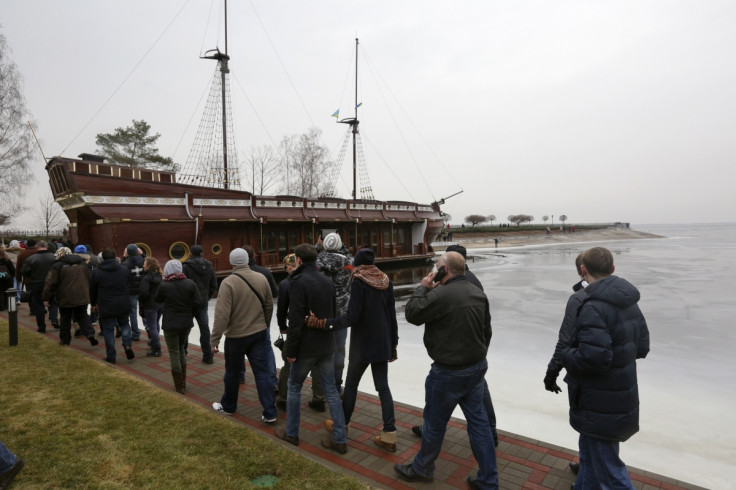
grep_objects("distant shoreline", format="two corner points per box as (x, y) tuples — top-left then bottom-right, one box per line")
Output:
(433, 227), (664, 250)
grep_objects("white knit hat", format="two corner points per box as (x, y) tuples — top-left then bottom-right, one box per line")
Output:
(164, 260), (182, 276)
(229, 248), (249, 266)
(323, 233), (343, 252)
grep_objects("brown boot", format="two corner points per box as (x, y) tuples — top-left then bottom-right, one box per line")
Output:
(172, 370), (185, 394)
(324, 419), (349, 434)
(374, 430), (397, 452)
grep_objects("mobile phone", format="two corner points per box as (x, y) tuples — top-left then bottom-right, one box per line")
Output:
(433, 265), (448, 283)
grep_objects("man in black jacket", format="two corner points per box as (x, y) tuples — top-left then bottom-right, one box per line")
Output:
(397, 251), (497, 489)
(20, 240), (56, 332)
(562, 247), (649, 489)
(121, 244), (145, 341)
(183, 245), (218, 364)
(274, 244), (347, 454)
(91, 248), (134, 364)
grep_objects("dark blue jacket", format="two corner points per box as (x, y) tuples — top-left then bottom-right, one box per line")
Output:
(286, 262), (336, 359)
(183, 256), (218, 301)
(328, 272), (399, 364)
(562, 275), (650, 442)
(547, 287), (588, 376)
(276, 275), (293, 332)
(91, 258), (130, 317)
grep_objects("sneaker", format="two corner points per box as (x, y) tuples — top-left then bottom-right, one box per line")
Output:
(124, 346), (135, 360)
(261, 415), (277, 424)
(212, 402), (234, 416)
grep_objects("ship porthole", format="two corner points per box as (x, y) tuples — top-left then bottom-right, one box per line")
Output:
(137, 243), (152, 258)
(212, 244), (222, 255)
(169, 242), (190, 261)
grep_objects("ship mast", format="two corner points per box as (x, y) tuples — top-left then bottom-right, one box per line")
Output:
(339, 38), (360, 200)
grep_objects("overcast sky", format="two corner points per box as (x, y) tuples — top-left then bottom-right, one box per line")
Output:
(2, 0), (735, 227)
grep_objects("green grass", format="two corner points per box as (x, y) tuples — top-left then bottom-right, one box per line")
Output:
(0, 321), (366, 489)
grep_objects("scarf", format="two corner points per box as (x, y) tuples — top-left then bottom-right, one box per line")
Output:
(352, 265), (389, 290)
(164, 272), (187, 282)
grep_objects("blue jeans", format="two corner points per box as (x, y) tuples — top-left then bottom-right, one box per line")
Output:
(0, 440), (18, 474)
(129, 295), (144, 339)
(412, 359), (498, 488)
(100, 313), (132, 362)
(220, 329), (277, 419)
(240, 327), (278, 390)
(574, 434), (635, 489)
(286, 353), (346, 444)
(343, 360), (395, 431)
(193, 305), (212, 358)
(483, 380), (498, 442)
(333, 328), (347, 391)
(143, 307), (162, 350)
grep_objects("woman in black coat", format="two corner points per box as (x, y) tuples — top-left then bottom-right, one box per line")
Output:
(139, 257), (164, 357)
(154, 260), (203, 393)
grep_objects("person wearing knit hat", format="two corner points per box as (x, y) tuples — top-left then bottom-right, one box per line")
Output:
(316, 233), (353, 397)
(182, 243), (218, 364)
(210, 246), (277, 421)
(54, 247), (72, 260)
(121, 243), (146, 341)
(74, 245), (87, 254)
(155, 259), (204, 394)
(306, 247), (398, 452)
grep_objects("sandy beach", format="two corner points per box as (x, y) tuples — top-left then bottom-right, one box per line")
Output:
(433, 226), (663, 250)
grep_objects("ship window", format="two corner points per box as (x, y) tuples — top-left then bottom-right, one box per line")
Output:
(169, 242), (190, 261)
(99, 165), (112, 176)
(137, 243), (152, 258)
(212, 244), (222, 255)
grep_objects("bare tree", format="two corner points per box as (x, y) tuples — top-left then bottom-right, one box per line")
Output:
(559, 215), (568, 224)
(542, 215), (549, 224)
(487, 214), (496, 226)
(279, 127), (330, 197)
(35, 192), (68, 238)
(0, 33), (36, 225)
(442, 213), (452, 223)
(508, 214), (534, 226)
(243, 144), (280, 195)
(464, 214), (488, 227)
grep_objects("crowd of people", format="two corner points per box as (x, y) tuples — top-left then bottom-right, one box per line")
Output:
(1, 233), (650, 490)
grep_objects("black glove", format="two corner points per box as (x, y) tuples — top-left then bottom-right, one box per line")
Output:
(304, 313), (327, 329)
(544, 371), (561, 394)
(389, 346), (398, 362)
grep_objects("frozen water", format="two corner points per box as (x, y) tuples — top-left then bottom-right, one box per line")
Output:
(197, 223), (736, 488)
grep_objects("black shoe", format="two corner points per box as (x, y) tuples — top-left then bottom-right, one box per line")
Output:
(103, 357), (116, 364)
(0, 457), (24, 488)
(276, 399), (287, 411)
(569, 461), (580, 475)
(146, 349), (161, 357)
(202, 354), (214, 364)
(308, 400), (326, 412)
(52, 323), (60, 329)
(89, 336), (99, 346)
(274, 428), (299, 446)
(394, 463), (433, 483)
(74, 329), (83, 337)
(124, 346), (135, 360)
(467, 475), (481, 490)
(37, 328), (47, 333)
(412, 425), (423, 438)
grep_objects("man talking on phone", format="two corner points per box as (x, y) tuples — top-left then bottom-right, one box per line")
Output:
(395, 251), (498, 489)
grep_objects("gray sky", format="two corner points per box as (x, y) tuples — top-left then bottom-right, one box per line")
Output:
(2, 0), (735, 226)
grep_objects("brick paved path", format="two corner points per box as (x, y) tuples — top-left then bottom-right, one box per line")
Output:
(11, 311), (704, 490)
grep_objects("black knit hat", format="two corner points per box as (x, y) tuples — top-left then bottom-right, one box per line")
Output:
(354, 248), (375, 266)
(191, 244), (204, 256)
(446, 244), (467, 259)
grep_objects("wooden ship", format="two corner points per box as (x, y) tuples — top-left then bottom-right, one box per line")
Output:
(46, 29), (446, 274)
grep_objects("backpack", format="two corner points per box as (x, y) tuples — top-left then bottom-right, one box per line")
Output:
(0, 263), (9, 279)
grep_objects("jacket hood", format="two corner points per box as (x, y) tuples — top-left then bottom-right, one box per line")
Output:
(185, 256), (211, 276)
(586, 275), (640, 308)
(98, 258), (122, 271)
(60, 254), (85, 265)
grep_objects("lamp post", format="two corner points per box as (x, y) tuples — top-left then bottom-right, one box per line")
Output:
(551, 215), (554, 226)
(6, 288), (18, 346)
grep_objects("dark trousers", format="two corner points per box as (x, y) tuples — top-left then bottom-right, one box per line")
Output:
(193, 306), (212, 358)
(343, 360), (395, 431)
(59, 304), (93, 345)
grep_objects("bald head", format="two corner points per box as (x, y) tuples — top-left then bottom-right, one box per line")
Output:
(439, 251), (465, 277)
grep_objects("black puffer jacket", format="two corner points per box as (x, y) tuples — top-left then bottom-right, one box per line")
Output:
(20, 250), (56, 284)
(562, 275), (650, 442)
(547, 288), (588, 376)
(183, 256), (218, 301)
(138, 270), (163, 311)
(155, 277), (203, 332)
(405, 275), (491, 370)
(91, 258), (130, 317)
(286, 262), (336, 359)
(122, 255), (145, 296)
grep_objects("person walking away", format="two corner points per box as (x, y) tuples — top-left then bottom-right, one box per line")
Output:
(15, 239), (38, 314)
(397, 251), (498, 489)
(20, 240), (56, 332)
(91, 248), (134, 363)
(306, 248), (399, 451)
(561, 247), (650, 489)
(139, 257), (164, 357)
(543, 253), (587, 476)
(155, 260), (203, 394)
(210, 248), (277, 422)
(182, 244), (218, 364)
(121, 244), (145, 341)
(316, 232), (353, 396)
(0, 246), (16, 311)
(275, 243), (347, 454)
(43, 247), (98, 347)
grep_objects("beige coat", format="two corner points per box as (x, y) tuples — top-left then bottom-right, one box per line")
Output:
(211, 264), (273, 346)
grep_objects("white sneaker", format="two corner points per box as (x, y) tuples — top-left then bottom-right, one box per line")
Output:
(262, 415), (277, 424)
(212, 402), (233, 415)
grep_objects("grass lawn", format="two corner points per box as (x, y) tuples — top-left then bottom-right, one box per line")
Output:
(0, 321), (365, 489)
